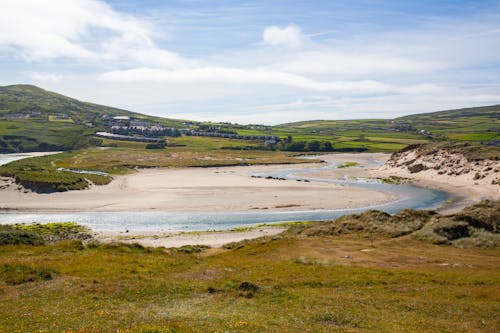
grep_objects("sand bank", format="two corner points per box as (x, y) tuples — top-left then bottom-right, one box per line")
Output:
(0, 154), (398, 212)
(97, 227), (286, 248)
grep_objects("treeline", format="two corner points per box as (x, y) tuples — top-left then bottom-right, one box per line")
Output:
(277, 140), (334, 152)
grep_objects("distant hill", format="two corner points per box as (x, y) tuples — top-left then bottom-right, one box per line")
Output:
(0, 84), (135, 122)
(397, 104), (500, 121)
(1, 84), (499, 153)
(0, 85), (186, 152)
(278, 105), (500, 143)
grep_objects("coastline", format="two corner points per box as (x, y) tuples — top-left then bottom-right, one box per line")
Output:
(1, 152), (495, 216)
(0, 156), (398, 213)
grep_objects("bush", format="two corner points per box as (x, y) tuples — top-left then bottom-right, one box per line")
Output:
(15, 222), (93, 243)
(145, 141), (166, 149)
(0, 225), (44, 245)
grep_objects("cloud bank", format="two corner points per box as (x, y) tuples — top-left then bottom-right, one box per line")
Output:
(0, 0), (499, 124)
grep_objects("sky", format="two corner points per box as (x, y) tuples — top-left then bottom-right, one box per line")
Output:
(1, 0), (500, 124)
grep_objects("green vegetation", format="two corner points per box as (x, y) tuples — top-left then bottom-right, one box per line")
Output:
(0, 222), (92, 245)
(0, 264), (55, 285)
(0, 225), (44, 245)
(338, 161), (359, 168)
(397, 141), (500, 161)
(2, 84), (499, 155)
(231, 105), (500, 152)
(291, 200), (499, 248)
(0, 153), (112, 191)
(0, 203), (498, 331)
(0, 84), (187, 152)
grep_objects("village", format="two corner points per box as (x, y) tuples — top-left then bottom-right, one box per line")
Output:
(98, 115), (281, 145)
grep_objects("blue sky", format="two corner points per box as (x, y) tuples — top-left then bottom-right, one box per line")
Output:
(1, 0), (500, 124)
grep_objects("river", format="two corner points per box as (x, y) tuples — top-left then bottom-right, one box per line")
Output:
(0, 152), (449, 232)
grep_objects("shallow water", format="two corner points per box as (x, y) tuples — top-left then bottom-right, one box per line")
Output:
(0, 152), (52, 166)
(0, 153), (449, 232)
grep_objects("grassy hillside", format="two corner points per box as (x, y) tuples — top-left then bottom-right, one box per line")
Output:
(266, 105), (500, 151)
(1, 84), (498, 154)
(0, 202), (498, 332)
(397, 105), (500, 141)
(0, 85), (186, 152)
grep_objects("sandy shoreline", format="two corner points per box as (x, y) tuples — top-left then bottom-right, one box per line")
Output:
(1, 152), (496, 216)
(0, 154), (398, 213)
(96, 227), (287, 248)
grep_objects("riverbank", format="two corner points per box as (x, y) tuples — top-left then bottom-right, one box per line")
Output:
(296, 153), (498, 214)
(96, 226), (287, 248)
(0, 154), (397, 212)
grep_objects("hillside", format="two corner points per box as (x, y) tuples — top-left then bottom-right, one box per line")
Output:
(277, 105), (500, 144)
(1, 84), (499, 153)
(397, 105), (500, 140)
(0, 85), (186, 152)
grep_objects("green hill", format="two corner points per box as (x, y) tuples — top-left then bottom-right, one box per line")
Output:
(396, 105), (500, 140)
(1, 84), (499, 153)
(272, 105), (500, 149)
(0, 85), (185, 152)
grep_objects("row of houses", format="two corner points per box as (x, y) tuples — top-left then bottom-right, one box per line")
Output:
(179, 129), (280, 142)
(111, 125), (179, 137)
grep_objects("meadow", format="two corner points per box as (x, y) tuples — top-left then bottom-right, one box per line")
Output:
(0, 232), (498, 332)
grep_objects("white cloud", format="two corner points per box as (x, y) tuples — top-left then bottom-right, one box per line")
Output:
(99, 66), (441, 95)
(24, 71), (62, 82)
(263, 24), (304, 48)
(0, 0), (186, 68)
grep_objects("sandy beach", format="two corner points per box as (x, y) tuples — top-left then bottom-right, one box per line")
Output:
(1, 152), (496, 215)
(96, 227), (287, 248)
(0, 154), (398, 212)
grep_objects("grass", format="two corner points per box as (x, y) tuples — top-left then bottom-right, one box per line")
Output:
(2, 85), (499, 156)
(0, 223), (92, 245)
(401, 141), (499, 161)
(48, 115), (74, 123)
(338, 161), (359, 168)
(0, 203), (498, 331)
(0, 234), (498, 332)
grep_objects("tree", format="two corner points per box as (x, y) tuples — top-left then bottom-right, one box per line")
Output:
(306, 140), (321, 151)
(320, 141), (334, 151)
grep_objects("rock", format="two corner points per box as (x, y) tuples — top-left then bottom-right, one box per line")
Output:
(408, 164), (426, 173)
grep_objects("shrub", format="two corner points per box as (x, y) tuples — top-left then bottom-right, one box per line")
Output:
(0, 225), (44, 245)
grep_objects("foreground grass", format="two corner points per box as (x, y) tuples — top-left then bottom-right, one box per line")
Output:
(0, 235), (498, 332)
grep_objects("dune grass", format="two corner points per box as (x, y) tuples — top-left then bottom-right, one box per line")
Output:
(0, 235), (498, 332)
